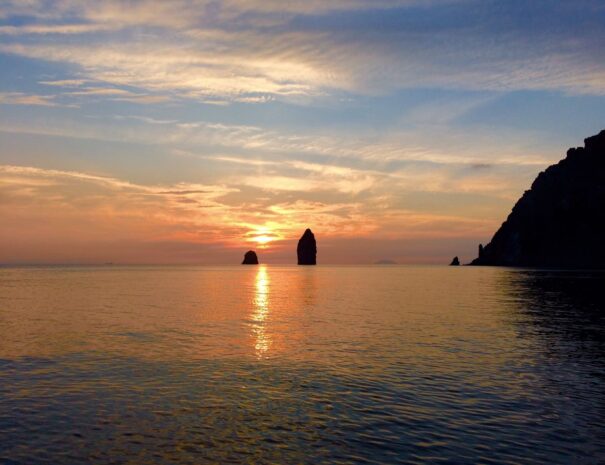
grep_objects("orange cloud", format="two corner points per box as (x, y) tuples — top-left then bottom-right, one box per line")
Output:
(0, 164), (500, 264)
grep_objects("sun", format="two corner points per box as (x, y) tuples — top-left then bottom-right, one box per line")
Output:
(252, 235), (274, 245)
(246, 228), (280, 248)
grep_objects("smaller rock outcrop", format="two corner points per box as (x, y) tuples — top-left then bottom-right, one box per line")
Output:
(375, 259), (397, 265)
(242, 250), (259, 265)
(449, 256), (460, 266)
(297, 229), (317, 265)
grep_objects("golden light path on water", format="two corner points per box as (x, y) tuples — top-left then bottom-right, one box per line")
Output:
(252, 265), (271, 358)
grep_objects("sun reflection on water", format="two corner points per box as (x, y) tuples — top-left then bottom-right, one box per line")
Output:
(252, 265), (271, 358)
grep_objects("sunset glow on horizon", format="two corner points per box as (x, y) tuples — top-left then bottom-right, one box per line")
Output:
(1, 1), (605, 264)
(251, 236), (276, 246)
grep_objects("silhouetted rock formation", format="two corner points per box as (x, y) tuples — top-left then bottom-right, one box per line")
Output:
(471, 129), (605, 268)
(375, 259), (397, 265)
(297, 229), (317, 265)
(242, 250), (259, 265)
(450, 256), (460, 266)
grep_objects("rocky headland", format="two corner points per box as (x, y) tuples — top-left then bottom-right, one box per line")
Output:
(470, 129), (605, 268)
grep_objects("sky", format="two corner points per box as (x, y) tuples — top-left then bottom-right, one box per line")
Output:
(1, 0), (605, 265)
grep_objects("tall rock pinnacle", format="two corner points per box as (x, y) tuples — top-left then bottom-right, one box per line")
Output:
(297, 229), (317, 265)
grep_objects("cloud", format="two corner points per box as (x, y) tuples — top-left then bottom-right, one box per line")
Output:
(0, 165), (241, 248)
(1, 0), (603, 104)
(68, 87), (134, 96)
(0, 1), (463, 29)
(112, 95), (172, 104)
(202, 155), (278, 167)
(0, 162), (503, 263)
(115, 115), (178, 125)
(0, 164), (364, 259)
(39, 79), (88, 87)
(0, 92), (59, 106)
(0, 165), (234, 199)
(0, 39), (327, 102)
(25, 110), (546, 195)
(0, 23), (114, 35)
(62, 86), (172, 104)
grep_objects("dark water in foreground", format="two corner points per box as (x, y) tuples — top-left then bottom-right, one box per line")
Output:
(1, 266), (604, 464)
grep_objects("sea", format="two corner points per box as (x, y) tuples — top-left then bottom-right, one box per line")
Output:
(1, 265), (604, 464)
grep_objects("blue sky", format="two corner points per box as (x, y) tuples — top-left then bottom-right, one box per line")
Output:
(1, 0), (604, 264)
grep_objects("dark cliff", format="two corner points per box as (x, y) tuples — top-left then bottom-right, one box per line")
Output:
(242, 250), (259, 265)
(471, 129), (605, 268)
(297, 229), (317, 265)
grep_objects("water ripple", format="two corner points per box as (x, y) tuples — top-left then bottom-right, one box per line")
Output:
(0, 266), (604, 464)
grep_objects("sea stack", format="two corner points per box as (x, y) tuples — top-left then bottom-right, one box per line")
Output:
(471, 129), (605, 268)
(449, 256), (460, 266)
(297, 229), (317, 265)
(242, 250), (259, 265)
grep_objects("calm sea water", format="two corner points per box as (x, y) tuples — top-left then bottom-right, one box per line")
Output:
(1, 265), (604, 464)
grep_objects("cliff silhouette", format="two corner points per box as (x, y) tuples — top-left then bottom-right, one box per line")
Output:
(471, 129), (605, 268)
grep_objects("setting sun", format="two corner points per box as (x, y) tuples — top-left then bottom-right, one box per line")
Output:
(251, 235), (274, 245)
(246, 228), (281, 247)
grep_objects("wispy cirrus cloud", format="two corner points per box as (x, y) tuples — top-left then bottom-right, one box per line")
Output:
(0, 164), (356, 260)
(0, 92), (59, 107)
(1, 0), (604, 104)
(0, 23), (114, 35)
(36, 80), (172, 104)
(0, 110), (554, 173)
(0, 162), (498, 263)
(39, 79), (89, 87)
